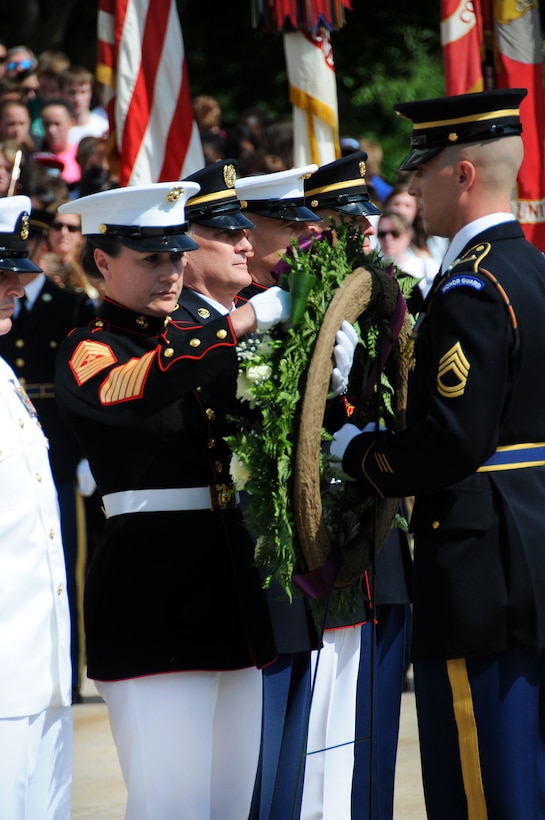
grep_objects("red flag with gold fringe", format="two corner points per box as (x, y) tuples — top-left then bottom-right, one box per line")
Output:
(440, 0), (545, 250)
(491, 0), (545, 250)
(441, 0), (485, 94)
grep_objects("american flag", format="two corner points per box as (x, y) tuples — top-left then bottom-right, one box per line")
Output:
(96, 0), (204, 187)
(440, 0), (545, 251)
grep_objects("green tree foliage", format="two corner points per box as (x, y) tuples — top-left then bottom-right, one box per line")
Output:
(334, 21), (445, 180)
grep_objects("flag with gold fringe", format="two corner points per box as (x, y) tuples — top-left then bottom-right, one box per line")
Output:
(252, 0), (352, 167)
(440, 0), (545, 250)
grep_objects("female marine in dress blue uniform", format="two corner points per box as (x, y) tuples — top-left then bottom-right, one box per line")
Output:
(54, 182), (291, 820)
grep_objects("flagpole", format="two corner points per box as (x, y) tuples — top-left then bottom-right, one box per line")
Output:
(7, 150), (22, 197)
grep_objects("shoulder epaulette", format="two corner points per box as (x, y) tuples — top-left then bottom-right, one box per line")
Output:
(448, 241), (492, 273)
(428, 243), (519, 358)
(91, 319), (108, 331)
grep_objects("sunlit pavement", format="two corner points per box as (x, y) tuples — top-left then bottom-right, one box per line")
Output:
(71, 671), (426, 819)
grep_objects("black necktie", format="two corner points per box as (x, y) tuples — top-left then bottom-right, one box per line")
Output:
(14, 295), (28, 327)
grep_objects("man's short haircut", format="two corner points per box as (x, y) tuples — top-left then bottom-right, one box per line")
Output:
(37, 50), (70, 77)
(40, 97), (75, 119)
(59, 65), (94, 89)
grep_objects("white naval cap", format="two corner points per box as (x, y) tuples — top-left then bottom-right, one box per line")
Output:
(0, 194), (42, 273)
(235, 164), (321, 221)
(59, 181), (202, 252)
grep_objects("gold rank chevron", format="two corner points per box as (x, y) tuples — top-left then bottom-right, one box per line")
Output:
(69, 340), (117, 385)
(374, 451), (394, 473)
(99, 350), (155, 404)
(437, 341), (470, 398)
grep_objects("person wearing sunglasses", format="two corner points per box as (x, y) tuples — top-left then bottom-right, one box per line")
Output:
(42, 200), (84, 287)
(4, 46), (40, 117)
(377, 209), (435, 303)
(4, 46), (38, 81)
(32, 198), (92, 298)
(384, 180), (449, 271)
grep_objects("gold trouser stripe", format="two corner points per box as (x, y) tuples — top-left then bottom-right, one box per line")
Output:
(446, 658), (488, 820)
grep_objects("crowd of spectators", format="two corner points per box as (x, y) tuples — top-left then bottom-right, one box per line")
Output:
(0, 36), (445, 300)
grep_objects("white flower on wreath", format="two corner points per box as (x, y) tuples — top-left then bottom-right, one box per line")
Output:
(230, 452), (251, 490)
(255, 339), (274, 357)
(247, 363), (272, 384)
(236, 372), (256, 406)
(237, 332), (273, 362)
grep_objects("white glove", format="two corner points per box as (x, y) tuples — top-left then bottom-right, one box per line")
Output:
(330, 423), (362, 462)
(330, 320), (358, 397)
(362, 422), (386, 433)
(330, 421), (387, 463)
(76, 458), (97, 497)
(249, 286), (291, 332)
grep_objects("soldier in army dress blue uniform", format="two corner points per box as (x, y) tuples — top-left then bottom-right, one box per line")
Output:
(332, 88), (545, 819)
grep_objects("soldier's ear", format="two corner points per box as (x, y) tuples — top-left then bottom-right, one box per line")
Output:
(93, 248), (111, 278)
(458, 159), (476, 190)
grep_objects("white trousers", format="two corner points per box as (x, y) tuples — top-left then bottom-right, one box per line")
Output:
(300, 626), (362, 820)
(97, 668), (263, 820)
(0, 705), (72, 820)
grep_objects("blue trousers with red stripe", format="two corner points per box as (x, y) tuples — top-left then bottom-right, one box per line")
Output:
(414, 648), (545, 819)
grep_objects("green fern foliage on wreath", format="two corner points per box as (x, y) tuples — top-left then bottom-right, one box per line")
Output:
(226, 217), (415, 622)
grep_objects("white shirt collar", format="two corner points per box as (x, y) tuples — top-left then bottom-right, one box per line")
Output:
(23, 273), (46, 309)
(441, 212), (516, 274)
(189, 291), (233, 316)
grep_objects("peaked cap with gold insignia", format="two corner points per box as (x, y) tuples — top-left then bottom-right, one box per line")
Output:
(236, 164), (321, 222)
(395, 87), (527, 172)
(183, 159), (255, 230)
(0, 195), (42, 274)
(58, 181), (201, 253)
(29, 207), (54, 240)
(304, 151), (381, 217)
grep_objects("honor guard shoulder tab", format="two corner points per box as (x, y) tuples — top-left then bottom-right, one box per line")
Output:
(432, 241), (519, 357)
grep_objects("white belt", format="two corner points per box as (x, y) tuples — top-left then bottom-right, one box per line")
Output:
(102, 486), (240, 518)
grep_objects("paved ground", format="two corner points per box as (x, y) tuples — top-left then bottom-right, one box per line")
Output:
(71, 672), (426, 818)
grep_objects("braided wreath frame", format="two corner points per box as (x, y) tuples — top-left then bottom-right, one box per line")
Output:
(293, 265), (413, 588)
